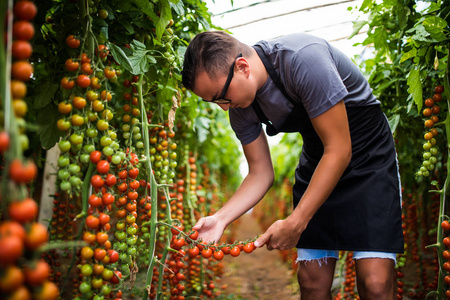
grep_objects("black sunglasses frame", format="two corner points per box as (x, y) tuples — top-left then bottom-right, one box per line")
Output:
(202, 53), (243, 104)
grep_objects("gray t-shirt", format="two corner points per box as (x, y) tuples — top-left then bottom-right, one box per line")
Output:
(229, 33), (379, 145)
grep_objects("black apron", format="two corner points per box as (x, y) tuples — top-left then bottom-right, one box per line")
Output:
(251, 45), (404, 253)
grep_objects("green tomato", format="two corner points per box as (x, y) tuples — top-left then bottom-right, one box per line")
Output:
(119, 253), (128, 262)
(83, 144), (96, 154)
(58, 169), (70, 180)
(86, 128), (98, 138)
(72, 143), (83, 152)
(98, 9), (108, 19)
(108, 130), (117, 140)
(100, 136), (112, 147)
(116, 242), (128, 252)
(81, 264), (93, 276)
(116, 221), (126, 231)
(93, 295), (105, 300)
(59, 140), (71, 152)
(101, 286), (112, 296)
(69, 164), (81, 175)
(111, 141), (119, 150)
(102, 269), (114, 281)
(80, 154), (90, 164)
(430, 147), (438, 156)
(69, 175), (82, 187)
(111, 155), (122, 165)
(127, 246), (137, 256)
(70, 133), (83, 145)
(423, 152), (431, 160)
(123, 132), (131, 140)
(102, 146), (114, 156)
(127, 236), (137, 245)
(79, 282), (91, 294)
(118, 151), (126, 160)
(126, 226), (137, 235)
(133, 132), (142, 140)
(58, 156), (70, 168)
(60, 180), (71, 191)
(115, 230), (127, 241)
(121, 265), (130, 276)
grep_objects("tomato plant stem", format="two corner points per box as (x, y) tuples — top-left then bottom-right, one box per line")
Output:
(135, 75), (160, 300)
(185, 145), (197, 225)
(429, 44), (450, 300)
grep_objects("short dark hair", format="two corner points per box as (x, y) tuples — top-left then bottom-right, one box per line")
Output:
(182, 31), (249, 91)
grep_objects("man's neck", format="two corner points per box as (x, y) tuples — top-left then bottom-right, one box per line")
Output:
(249, 47), (269, 91)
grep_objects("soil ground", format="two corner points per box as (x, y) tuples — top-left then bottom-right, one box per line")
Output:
(220, 212), (300, 300)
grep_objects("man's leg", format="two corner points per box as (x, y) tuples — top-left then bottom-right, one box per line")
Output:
(354, 257), (396, 300)
(296, 249), (337, 300)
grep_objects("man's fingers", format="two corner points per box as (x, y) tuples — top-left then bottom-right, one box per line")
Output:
(254, 233), (270, 248)
(192, 218), (205, 231)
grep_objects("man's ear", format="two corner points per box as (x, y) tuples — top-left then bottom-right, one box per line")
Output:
(235, 57), (250, 77)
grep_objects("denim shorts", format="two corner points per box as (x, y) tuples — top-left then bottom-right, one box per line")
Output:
(296, 248), (397, 265)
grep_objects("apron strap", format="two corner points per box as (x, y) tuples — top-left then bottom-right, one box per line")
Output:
(251, 45), (302, 136)
(253, 45), (298, 106)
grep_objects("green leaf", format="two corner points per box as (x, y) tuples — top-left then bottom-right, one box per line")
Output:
(130, 0), (156, 19)
(377, 78), (399, 93)
(350, 20), (367, 39)
(107, 42), (133, 72)
(155, 0), (172, 41)
(194, 116), (212, 143)
(123, 40), (157, 74)
(411, 24), (432, 42)
(37, 106), (64, 149)
(423, 16), (447, 41)
(33, 81), (59, 109)
(129, 50), (150, 74)
(406, 69), (423, 113)
(359, 0), (373, 11)
(397, 7), (410, 31)
(170, 0), (184, 16)
(423, 16), (447, 34)
(120, 19), (135, 34)
(400, 48), (416, 63)
(388, 113), (400, 134)
(130, 39), (146, 51)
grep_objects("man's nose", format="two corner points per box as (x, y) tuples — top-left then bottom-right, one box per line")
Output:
(217, 103), (230, 111)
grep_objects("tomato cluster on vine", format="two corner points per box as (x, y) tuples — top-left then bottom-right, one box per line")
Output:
(417, 85), (444, 177)
(439, 220), (450, 299)
(170, 226), (257, 260)
(0, 2), (59, 299)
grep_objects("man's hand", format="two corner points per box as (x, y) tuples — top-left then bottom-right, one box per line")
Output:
(192, 215), (226, 244)
(254, 217), (304, 251)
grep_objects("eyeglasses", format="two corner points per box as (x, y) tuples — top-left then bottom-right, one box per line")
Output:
(202, 53), (243, 104)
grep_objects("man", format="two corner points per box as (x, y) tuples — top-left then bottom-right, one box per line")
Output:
(181, 31), (403, 299)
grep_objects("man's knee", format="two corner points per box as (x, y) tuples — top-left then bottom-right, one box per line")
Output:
(297, 259), (334, 291)
(357, 273), (395, 298)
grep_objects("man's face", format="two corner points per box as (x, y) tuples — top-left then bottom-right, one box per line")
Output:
(193, 56), (256, 111)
